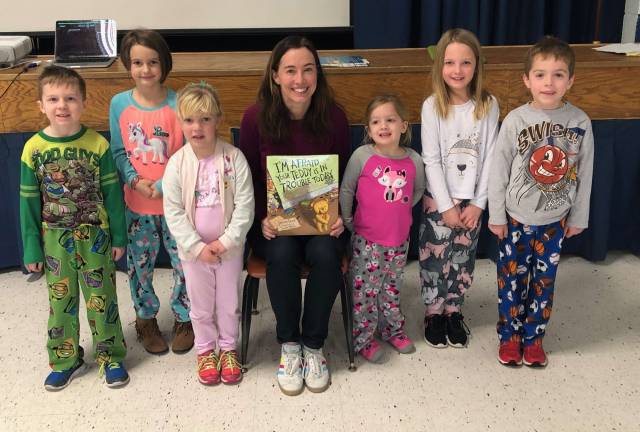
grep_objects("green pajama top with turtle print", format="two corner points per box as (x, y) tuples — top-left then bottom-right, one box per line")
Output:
(19, 126), (128, 371)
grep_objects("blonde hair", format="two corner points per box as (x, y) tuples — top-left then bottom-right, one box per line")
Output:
(431, 28), (492, 121)
(176, 81), (223, 120)
(362, 95), (412, 147)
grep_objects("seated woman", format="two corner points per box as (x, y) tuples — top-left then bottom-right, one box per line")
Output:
(240, 35), (350, 396)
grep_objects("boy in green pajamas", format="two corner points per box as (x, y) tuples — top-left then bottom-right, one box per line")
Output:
(20, 65), (130, 390)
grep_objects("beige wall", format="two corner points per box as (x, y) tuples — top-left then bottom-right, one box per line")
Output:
(0, 0), (350, 32)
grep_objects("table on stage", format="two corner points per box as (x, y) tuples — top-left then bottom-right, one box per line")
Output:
(1, 45), (639, 136)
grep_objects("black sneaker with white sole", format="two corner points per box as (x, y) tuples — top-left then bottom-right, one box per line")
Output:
(446, 312), (470, 348)
(424, 314), (447, 348)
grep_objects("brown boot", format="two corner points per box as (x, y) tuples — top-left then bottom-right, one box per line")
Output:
(135, 317), (169, 355)
(172, 321), (194, 354)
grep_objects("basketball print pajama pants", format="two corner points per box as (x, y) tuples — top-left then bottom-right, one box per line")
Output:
(350, 233), (409, 353)
(126, 209), (189, 322)
(43, 226), (127, 371)
(418, 194), (481, 316)
(496, 216), (565, 346)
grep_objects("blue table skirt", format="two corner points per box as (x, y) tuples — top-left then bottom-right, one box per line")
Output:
(2, 120), (639, 270)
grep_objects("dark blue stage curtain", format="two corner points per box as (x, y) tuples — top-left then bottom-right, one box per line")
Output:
(353, 0), (625, 48)
(0, 133), (33, 270)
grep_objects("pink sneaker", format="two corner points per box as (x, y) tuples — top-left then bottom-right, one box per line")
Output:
(219, 350), (243, 384)
(197, 350), (220, 385)
(359, 340), (383, 363)
(387, 333), (415, 354)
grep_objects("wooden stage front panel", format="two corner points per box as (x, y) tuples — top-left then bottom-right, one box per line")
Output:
(1, 45), (639, 139)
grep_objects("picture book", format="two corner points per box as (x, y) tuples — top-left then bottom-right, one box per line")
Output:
(266, 154), (339, 235)
(320, 55), (369, 67)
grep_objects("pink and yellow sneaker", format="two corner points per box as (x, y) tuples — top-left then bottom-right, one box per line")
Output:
(197, 350), (220, 385)
(219, 350), (243, 384)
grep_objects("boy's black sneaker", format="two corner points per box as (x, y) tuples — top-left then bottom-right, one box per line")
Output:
(446, 312), (470, 348)
(424, 314), (447, 348)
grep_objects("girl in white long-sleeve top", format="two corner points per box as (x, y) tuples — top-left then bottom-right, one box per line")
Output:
(419, 28), (499, 349)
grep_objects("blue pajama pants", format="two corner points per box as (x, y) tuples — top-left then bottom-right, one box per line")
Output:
(496, 216), (565, 346)
(125, 208), (189, 322)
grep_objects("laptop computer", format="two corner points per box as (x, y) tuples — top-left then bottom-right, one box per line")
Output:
(54, 19), (117, 68)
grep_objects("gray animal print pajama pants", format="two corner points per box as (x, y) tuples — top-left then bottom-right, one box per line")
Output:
(418, 193), (481, 316)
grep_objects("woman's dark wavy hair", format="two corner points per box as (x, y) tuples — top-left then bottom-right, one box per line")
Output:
(257, 35), (336, 143)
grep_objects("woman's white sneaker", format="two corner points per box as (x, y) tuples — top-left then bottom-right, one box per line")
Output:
(277, 343), (304, 396)
(302, 345), (330, 393)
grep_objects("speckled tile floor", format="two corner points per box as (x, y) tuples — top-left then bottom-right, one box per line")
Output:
(1, 252), (639, 432)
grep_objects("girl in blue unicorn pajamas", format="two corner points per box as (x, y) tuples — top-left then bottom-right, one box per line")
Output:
(109, 29), (192, 355)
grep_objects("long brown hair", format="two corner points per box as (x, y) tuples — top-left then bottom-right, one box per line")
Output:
(257, 35), (335, 143)
(431, 28), (492, 121)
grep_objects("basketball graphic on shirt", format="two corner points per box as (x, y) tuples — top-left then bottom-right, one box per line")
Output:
(528, 145), (568, 185)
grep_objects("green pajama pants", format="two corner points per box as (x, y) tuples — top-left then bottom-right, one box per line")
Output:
(43, 226), (127, 371)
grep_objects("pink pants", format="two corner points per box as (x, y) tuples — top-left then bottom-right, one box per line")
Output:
(182, 254), (242, 354)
